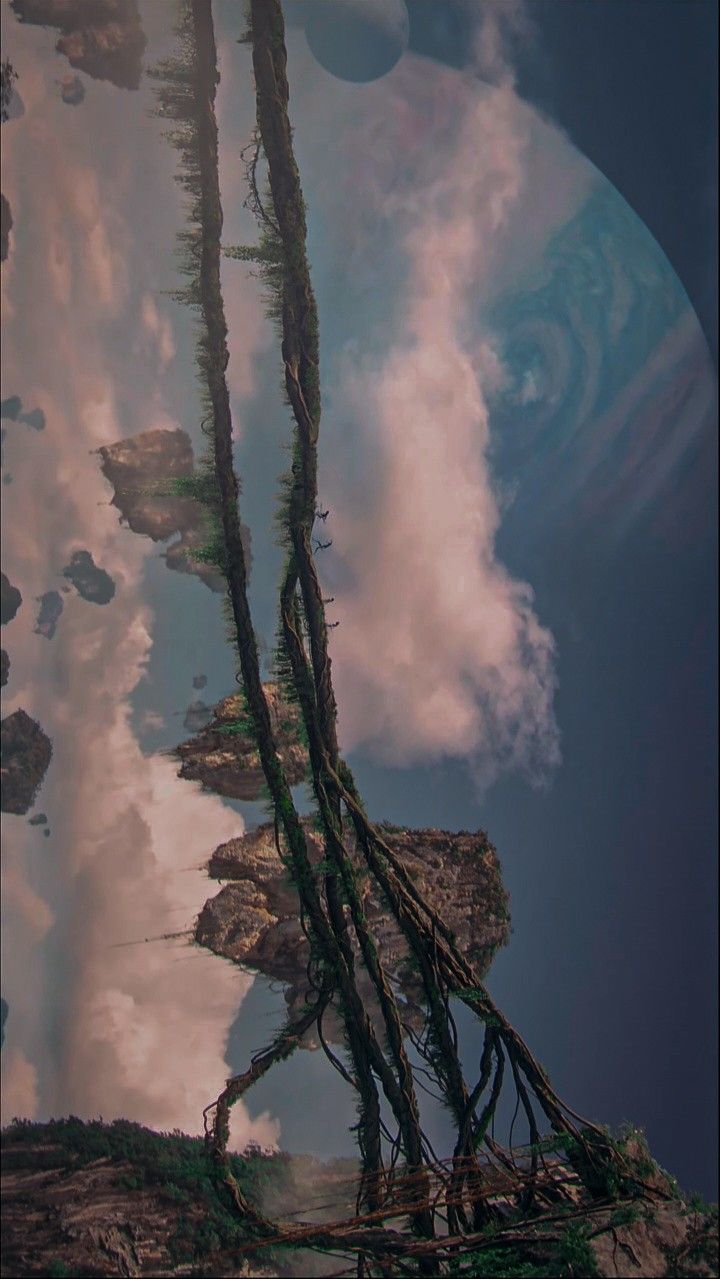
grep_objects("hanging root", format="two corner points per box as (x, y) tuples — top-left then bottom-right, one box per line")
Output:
(151, 0), (643, 1263)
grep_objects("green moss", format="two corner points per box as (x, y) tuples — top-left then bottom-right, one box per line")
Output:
(3, 1118), (288, 1265)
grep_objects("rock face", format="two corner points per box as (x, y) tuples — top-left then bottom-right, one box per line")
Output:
(1, 1120), (282, 1278)
(1, 1121), (716, 1279)
(0, 193), (12, 263)
(62, 549), (115, 604)
(0, 572), (22, 625)
(162, 524), (228, 594)
(34, 590), (64, 639)
(176, 684), (307, 800)
(1, 708), (52, 814)
(11, 0), (147, 91)
(196, 820), (511, 1045)
(0, 649), (8, 688)
(59, 72), (85, 104)
(0, 395), (45, 431)
(97, 428), (199, 540)
(97, 427), (251, 594)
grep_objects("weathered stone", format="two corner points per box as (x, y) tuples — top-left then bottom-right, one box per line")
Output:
(34, 590), (64, 639)
(1, 709), (53, 815)
(0, 572), (21, 625)
(62, 549), (115, 605)
(11, 0), (147, 91)
(97, 427), (252, 592)
(0, 194), (12, 264)
(197, 819), (510, 1047)
(97, 428), (198, 541)
(176, 684), (306, 800)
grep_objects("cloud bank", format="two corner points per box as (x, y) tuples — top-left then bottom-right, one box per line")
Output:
(281, 45), (583, 780)
(0, 22), (274, 1149)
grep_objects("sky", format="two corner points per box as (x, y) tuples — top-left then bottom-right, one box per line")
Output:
(0, 0), (717, 1199)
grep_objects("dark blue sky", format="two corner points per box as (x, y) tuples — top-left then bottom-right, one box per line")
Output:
(408, 0), (718, 361)
(398, 0), (718, 1197)
(232, 2), (718, 1199)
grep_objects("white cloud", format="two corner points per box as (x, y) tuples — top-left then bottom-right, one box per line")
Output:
(0, 29), (273, 1150)
(285, 53), (569, 780)
(141, 292), (176, 369)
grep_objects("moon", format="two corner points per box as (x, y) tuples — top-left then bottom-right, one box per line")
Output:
(304, 0), (410, 83)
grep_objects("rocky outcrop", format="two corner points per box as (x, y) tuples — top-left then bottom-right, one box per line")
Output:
(162, 523), (228, 594)
(59, 72), (85, 104)
(97, 427), (251, 594)
(0, 572), (22, 625)
(0, 193), (12, 263)
(196, 820), (510, 1045)
(1, 1121), (716, 1278)
(11, 0), (147, 91)
(34, 590), (63, 639)
(176, 684), (307, 800)
(62, 549), (115, 604)
(0, 395), (45, 431)
(1, 708), (52, 814)
(0, 649), (9, 688)
(97, 428), (199, 541)
(1, 1120), (282, 1277)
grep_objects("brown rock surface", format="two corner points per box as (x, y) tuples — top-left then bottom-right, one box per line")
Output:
(11, 0), (147, 91)
(0, 193), (12, 263)
(196, 819), (510, 1045)
(177, 684), (307, 800)
(0, 571), (22, 625)
(97, 428), (199, 541)
(1, 1120), (716, 1277)
(1, 708), (53, 814)
(97, 426), (251, 593)
(162, 522), (229, 594)
(0, 1121), (283, 1277)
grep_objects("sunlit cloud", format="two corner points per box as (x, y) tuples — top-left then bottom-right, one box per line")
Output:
(277, 47), (581, 780)
(0, 29), (271, 1149)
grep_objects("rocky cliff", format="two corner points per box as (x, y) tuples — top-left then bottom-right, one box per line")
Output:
(33, 589), (64, 639)
(0, 193), (12, 263)
(0, 649), (9, 688)
(0, 571), (22, 625)
(11, 0), (147, 91)
(196, 819), (511, 1045)
(176, 684), (307, 800)
(1, 708), (53, 814)
(0, 1119), (286, 1277)
(1, 1120), (716, 1278)
(98, 428), (199, 541)
(97, 427), (251, 594)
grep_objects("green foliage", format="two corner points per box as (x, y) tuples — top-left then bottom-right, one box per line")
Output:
(448, 1223), (599, 1278)
(169, 472), (220, 507)
(4, 1118), (289, 1265)
(46, 1264), (70, 1279)
(552, 1224), (600, 1276)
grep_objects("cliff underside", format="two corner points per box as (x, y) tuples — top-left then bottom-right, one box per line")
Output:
(196, 818), (511, 1046)
(1, 1120), (716, 1278)
(175, 684), (306, 800)
(10, 0), (147, 90)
